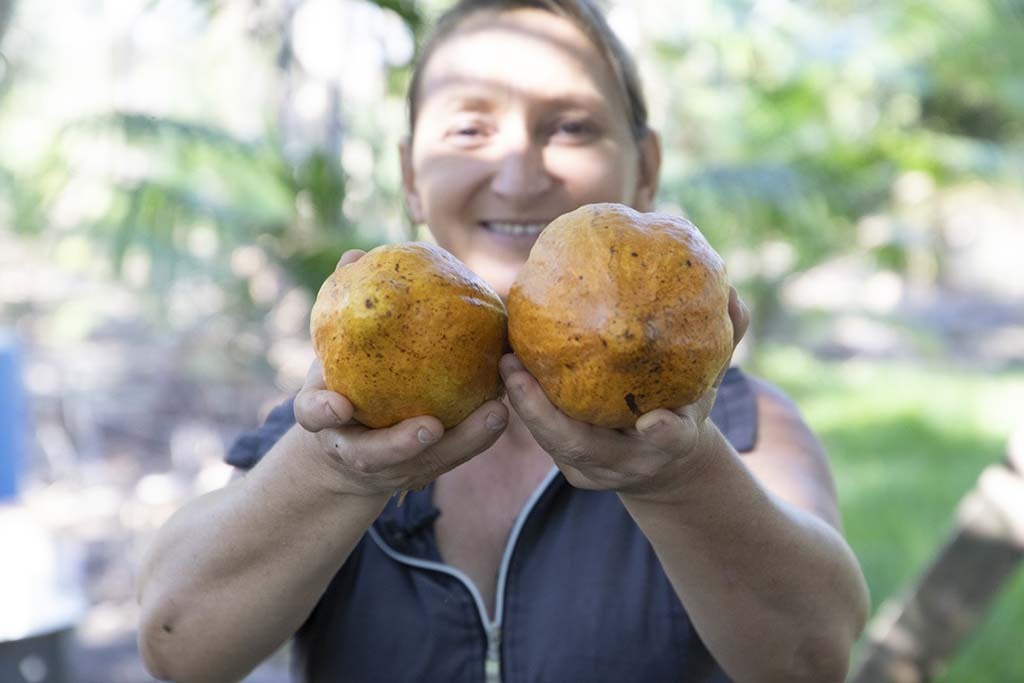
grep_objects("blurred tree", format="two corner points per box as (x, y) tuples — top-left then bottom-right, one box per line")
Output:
(1, 0), (1021, 340)
(6, 0), (424, 317)
(636, 0), (1024, 350)
(0, 0), (12, 45)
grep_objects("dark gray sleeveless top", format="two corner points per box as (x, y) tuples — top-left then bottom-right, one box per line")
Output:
(227, 367), (757, 682)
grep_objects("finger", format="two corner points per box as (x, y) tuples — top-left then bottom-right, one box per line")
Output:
(500, 352), (526, 374)
(426, 399), (510, 467)
(336, 248), (366, 269)
(346, 414), (446, 470)
(301, 358), (328, 392)
(635, 408), (700, 456)
(295, 360), (355, 432)
(296, 389), (355, 432)
(499, 354), (590, 455)
(728, 287), (750, 348)
(704, 287), (751, 391)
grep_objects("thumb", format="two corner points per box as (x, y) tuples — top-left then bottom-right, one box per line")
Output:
(348, 414), (446, 469)
(295, 359), (355, 432)
(635, 409), (700, 456)
(336, 248), (366, 269)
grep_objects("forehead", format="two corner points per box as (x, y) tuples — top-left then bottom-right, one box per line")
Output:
(417, 8), (621, 114)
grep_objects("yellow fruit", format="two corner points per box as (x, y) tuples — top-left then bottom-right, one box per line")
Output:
(508, 203), (732, 428)
(311, 242), (507, 429)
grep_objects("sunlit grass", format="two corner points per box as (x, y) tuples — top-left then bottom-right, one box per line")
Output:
(754, 346), (1024, 683)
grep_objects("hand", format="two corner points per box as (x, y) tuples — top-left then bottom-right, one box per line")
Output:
(293, 249), (510, 498)
(500, 288), (750, 499)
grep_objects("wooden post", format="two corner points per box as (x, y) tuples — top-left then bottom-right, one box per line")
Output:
(849, 427), (1024, 683)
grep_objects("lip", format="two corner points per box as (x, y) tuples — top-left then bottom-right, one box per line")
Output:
(479, 220), (551, 234)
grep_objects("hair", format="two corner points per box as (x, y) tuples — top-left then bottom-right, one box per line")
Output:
(406, 0), (650, 141)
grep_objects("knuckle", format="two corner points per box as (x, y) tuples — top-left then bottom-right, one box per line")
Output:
(417, 448), (447, 479)
(348, 455), (374, 474)
(561, 438), (593, 464)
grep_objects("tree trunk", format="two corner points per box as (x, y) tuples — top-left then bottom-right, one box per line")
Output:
(849, 427), (1024, 683)
(0, 0), (14, 47)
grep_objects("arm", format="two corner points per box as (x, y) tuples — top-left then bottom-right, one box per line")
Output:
(138, 391), (509, 683)
(499, 291), (869, 683)
(137, 250), (511, 683)
(617, 382), (869, 683)
(137, 426), (390, 683)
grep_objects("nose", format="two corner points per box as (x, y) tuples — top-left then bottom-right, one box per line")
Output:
(489, 130), (553, 200)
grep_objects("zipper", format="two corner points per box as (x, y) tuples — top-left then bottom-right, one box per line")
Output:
(369, 467), (560, 683)
(484, 624), (501, 683)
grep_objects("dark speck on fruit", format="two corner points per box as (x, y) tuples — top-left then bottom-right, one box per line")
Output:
(624, 393), (640, 416)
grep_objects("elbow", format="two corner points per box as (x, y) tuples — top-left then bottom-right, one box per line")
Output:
(784, 636), (854, 683)
(137, 600), (182, 682)
(138, 622), (174, 681)
(779, 613), (866, 683)
(137, 594), (258, 683)
(137, 591), (200, 682)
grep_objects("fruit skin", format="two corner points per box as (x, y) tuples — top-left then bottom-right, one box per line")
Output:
(508, 203), (733, 429)
(310, 242), (508, 429)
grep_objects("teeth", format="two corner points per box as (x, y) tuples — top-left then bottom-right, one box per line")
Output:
(486, 222), (547, 236)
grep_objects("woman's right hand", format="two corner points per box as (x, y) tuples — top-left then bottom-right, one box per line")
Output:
(293, 249), (510, 498)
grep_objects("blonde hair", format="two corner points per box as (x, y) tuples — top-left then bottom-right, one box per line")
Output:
(407, 0), (649, 141)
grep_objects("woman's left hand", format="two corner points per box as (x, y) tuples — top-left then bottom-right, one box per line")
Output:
(500, 288), (750, 499)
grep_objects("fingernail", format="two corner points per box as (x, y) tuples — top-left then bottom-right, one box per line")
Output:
(507, 382), (525, 399)
(638, 418), (666, 434)
(417, 427), (438, 444)
(324, 400), (342, 422)
(485, 412), (506, 431)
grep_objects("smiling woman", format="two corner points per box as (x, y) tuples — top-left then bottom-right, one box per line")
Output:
(399, 1), (659, 297)
(136, 2), (869, 682)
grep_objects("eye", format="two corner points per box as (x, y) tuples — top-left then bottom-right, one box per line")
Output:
(551, 117), (598, 143)
(445, 115), (493, 148)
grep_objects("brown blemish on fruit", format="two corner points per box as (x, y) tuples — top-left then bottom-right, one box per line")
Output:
(311, 242), (507, 429)
(624, 393), (640, 416)
(507, 203), (732, 428)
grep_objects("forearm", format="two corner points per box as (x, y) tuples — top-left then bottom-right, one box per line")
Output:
(137, 426), (390, 683)
(619, 426), (869, 683)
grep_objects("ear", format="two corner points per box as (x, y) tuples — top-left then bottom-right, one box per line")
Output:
(633, 129), (662, 212)
(399, 135), (425, 223)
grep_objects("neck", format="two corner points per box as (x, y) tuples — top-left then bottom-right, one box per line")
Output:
(502, 396), (538, 448)
(443, 396), (550, 481)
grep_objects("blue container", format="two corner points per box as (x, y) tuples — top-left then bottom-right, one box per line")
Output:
(0, 333), (25, 501)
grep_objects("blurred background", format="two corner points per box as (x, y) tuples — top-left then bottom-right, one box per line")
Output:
(0, 0), (1021, 681)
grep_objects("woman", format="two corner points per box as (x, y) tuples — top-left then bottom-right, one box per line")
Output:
(137, 1), (870, 681)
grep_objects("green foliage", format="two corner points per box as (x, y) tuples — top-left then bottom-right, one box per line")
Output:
(1, 0), (1021, 322)
(644, 0), (1023, 280)
(370, 0), (424, 36)
(759, 347), (1024, 683)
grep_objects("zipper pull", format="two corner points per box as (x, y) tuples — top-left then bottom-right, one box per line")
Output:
(485, 625), (502, 683)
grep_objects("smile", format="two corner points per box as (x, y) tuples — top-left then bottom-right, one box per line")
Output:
(481, 221), (548, 236)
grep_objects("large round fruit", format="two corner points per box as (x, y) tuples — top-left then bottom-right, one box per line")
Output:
(311, 242), (508, 429)
(507, 203), (732, 428)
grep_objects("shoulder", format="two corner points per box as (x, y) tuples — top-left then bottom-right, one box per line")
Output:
(747, 376), (815, 440)
(225, 397), (298, 470)
(739, 374), (842, 530)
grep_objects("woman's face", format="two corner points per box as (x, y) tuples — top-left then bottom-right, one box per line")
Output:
(401, 8), (660, 298)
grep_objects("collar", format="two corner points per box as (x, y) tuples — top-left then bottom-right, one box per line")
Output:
(373, 483), (442, 552)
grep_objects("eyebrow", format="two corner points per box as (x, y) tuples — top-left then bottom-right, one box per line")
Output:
(433, 80), (609, 115)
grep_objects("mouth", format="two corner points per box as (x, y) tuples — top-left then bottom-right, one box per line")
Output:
(480, 221), (549, 237)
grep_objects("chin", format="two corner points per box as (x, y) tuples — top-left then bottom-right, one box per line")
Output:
(472, 259), (523, 301)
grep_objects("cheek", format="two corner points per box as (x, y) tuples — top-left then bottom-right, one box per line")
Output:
(415, 154), (490, 218)
(547, 146), (638, 203)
